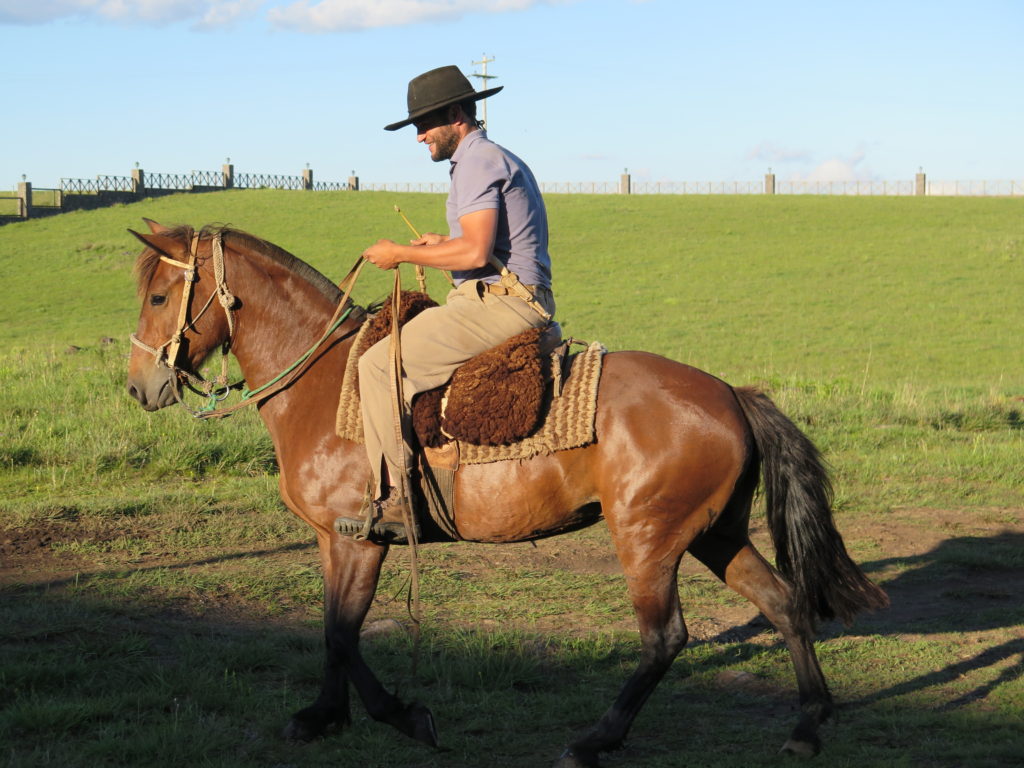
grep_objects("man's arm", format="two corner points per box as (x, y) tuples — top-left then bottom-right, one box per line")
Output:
(362, 208), (497, 271)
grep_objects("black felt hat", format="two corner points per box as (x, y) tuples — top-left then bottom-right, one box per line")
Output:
(384, 65), (503, 131)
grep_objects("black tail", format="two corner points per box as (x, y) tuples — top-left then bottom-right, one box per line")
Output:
(733, 386), (888, 627)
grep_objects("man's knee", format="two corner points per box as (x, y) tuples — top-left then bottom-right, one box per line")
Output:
(358, 340), (389, 385)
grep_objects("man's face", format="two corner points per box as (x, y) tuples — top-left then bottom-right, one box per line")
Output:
(415, 109), (459, 162)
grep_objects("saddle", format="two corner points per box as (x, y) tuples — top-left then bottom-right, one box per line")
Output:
(335, 291), (605, 542)
(347, 291), (566, 449)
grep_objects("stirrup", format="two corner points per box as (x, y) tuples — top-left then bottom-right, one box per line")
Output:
(334, 496), (420, 545)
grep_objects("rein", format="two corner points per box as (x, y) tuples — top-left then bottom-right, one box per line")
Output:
(194, 255), (367, 420)
(132, 230), (367, 419)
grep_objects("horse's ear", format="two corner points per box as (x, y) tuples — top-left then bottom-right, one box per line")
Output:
(142, 218), (172, 234)
(127, 229), (182, 259)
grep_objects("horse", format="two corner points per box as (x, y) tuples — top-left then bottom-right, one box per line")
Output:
(126, 221), (888, 767)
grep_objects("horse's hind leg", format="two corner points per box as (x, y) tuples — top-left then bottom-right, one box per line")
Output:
(689, 530), (833, 756)
(557, 538), (689, 768)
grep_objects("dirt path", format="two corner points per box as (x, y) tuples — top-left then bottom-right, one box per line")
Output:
(3, 506), (1021, 644)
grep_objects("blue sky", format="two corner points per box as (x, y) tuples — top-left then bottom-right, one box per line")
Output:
(2, 0), (1021, 189)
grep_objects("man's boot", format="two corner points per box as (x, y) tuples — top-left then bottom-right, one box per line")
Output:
(334, 488), (420, 544)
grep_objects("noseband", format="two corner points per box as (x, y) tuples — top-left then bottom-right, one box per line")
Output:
(130, 231), (241, 409)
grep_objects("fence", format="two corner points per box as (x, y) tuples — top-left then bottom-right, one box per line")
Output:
(3, 167), (1022, 226)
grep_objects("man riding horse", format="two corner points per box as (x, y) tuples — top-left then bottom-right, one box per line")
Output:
(336, 65), (557, 543)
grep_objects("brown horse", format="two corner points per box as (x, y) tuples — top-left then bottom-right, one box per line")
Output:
(126, 221), (887, 767)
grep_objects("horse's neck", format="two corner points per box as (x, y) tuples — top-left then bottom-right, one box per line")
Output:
(226, 252), (353, 422)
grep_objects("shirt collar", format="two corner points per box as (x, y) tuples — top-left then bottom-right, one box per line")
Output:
(449, 128), (487, 174)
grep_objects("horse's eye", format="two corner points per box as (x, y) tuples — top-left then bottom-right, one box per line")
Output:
(150, 294), (167, 307)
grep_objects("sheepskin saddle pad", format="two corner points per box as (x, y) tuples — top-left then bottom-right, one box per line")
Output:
(335, 291), (606, 464)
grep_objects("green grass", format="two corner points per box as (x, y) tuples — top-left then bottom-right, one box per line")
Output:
(1, 191), (1022, 766)
(2, 191), (1022, 390)
(2, 584), (1021, 768)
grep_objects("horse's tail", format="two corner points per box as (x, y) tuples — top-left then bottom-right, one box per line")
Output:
(733, 386), (889, 628)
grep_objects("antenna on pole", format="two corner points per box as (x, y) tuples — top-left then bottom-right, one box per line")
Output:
(470, 54), (497, 128)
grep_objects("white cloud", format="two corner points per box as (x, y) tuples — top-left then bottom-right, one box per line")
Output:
(0, 0), (261, 26)
(0, 0), (568, 29)
(747, 141), (878, 182)
(801, 158), (859, 182)
(267, 0), (567, 33)
(746, 141), (812, 166)
(795, 146), (876, 182)
(196, 0), (264, 27)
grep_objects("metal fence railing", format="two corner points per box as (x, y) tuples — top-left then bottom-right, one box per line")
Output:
(632, 181), (765, 195)
(30, 188), (62, 208)
(146, 172), (195, 190)
(541, 181), (620, 194)
(190, 170), (225, 188)
(61, 176), (135, 193)
(927, 180), (1024, 197)
(359, 182), (450, 193)
(235, 173), (305, 190)
(774, 180), (916, 196)
(0, 193), (22, 216)
(8, 168), (1022, 228)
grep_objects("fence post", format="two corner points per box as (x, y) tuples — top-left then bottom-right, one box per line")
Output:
(348, 173), (359, 191)
(764, 172), (776, 195)
(17, 181), (31, 219)
(620, 171), (631, 195)
(915, 170), (926, 196)
(132, 168), (146, 198)
(302, 168), (313, 190)
(223, 164), (234, 189)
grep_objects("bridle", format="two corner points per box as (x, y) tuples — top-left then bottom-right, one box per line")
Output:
(130, 231), (242, 411)
(131, 229), (366, 418)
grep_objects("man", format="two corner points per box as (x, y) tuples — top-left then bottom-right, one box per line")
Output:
(335, 65), (556, 543)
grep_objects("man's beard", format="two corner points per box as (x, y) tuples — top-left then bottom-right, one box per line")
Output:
(429, 126), (460, 162)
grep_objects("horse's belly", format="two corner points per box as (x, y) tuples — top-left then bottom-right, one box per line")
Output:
(450, 449), (600, 543)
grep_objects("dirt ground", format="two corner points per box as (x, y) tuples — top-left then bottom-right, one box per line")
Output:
(2, 505), (1022, 646)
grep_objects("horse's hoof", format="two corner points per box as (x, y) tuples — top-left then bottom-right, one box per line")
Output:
(780, 737), (820, 757)
(397, 702), (440, 748)
(554, 748), (601, 768)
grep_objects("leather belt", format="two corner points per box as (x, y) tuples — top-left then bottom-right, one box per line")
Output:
(483, 282), (549, 297)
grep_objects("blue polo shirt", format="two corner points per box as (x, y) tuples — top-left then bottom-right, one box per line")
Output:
(446, 129), (552, 289)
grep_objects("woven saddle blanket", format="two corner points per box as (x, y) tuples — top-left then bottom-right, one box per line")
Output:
(334, 303), (605, 466)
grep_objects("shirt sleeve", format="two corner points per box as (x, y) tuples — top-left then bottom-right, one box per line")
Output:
(455, 156), (505, 218)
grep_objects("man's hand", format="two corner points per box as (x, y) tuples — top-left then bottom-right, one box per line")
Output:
(411, 232), (448, 246)
(362, 239), (402, 270)
(362, 209), (494, 272)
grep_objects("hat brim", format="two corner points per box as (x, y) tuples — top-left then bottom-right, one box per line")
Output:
(384, 86), (504, 131)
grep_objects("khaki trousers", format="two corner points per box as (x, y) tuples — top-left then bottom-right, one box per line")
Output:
(358, 279), (556, 497)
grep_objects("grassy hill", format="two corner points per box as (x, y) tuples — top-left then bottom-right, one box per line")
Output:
(2, 190), (1022, 768)
(2, 189), (1021, 389)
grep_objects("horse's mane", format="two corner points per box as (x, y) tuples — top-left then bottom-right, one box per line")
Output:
(133, 224), (343, 305)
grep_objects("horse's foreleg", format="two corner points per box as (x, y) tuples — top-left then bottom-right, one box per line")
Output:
(284, 533), (438, 747)
(557, 550), (688, 768)
(689, 532), (833, 756)
(283, 534), (380, 740)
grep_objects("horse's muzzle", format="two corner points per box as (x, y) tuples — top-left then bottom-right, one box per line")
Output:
(127, 368), (178, 411)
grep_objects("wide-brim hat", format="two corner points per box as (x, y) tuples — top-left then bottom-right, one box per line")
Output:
(384, 65), (503, 131)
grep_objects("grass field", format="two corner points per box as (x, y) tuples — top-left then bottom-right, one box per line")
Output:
(1, 190), (1022, 767)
